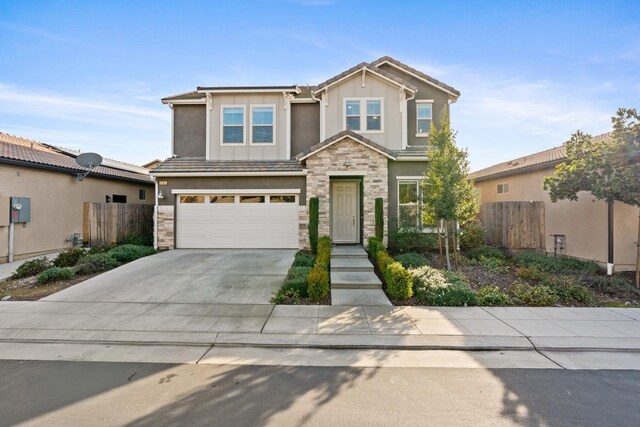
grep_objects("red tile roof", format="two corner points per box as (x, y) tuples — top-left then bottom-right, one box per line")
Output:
(0, 133), (153, 184)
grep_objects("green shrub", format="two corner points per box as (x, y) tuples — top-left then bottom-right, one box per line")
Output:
(477, 286), (510, 306)
(75, 253), (120, 275)
(445, 270), (469, 286)
(52, 248), (86, 268)
(287, 266), (311, 282)
(308, 197), (319, 254)
(459, 221), (485, 250)
(377, 251), (394, 274)
(514, 252), (599, 274)
(283, 277), (308, 298)
(36, 267), (75, 285)
(478, 255), (509, 273)
(388, 226), (437, 254)
(581, 275), (640, 299)
(12, 257), (52, 279)
(120, 234), (154, 247)
(87, 245), (115, 255)
(367, 237), (383, 263)
(419, 282), (477, 306)
(269, 288), (302, 304)
(395, 252), (428, 269)
(410, 265), (449, 290)
(292, 251), (314, 267)
(107, 244), (156, 263)
(542, 275), (595, 305)
(316, 236), (332, 265)
(515, 266), (545, 281)
(466, 245), (505, 261)
(383, 262), (413, 301)
(375, 197), (384, 240)
(307, 265), (329, 302)
(509, 283), (559, 306)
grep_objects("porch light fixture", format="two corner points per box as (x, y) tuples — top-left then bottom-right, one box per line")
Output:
(157, 190), (165, 199)
(343, 159), (352, 167)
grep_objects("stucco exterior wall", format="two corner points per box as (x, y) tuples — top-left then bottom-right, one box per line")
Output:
(324, 73), (402, 150)
(475, 167), (639, 269)
(376, 63), (451, 147)
(173, 105), (206, 157)
(0, 164), (153, 263)
(209, 93), (289, 161)
(303, 138), (388, 248)
(291, 103), (320, 158)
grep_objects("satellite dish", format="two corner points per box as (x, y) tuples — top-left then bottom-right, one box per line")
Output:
(75, 152), (103, 181)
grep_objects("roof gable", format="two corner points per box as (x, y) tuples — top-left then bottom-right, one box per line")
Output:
(313, 62), (417, 95)
(371, 56), (461, 99)
(296, 130), (396, 161)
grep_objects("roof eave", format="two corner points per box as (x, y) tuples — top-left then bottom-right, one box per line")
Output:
(313, 65), (417, 95)
(472, 160), (565, 182)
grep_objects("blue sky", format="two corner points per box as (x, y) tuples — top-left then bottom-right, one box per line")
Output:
(0, 0), (638, 170)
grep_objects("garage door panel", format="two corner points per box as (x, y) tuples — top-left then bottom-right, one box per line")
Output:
(176, 194), (298, 249)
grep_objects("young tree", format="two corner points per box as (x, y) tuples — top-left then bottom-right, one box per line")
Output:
(422, 112), (480, 270)
(543, 108), (640, 287)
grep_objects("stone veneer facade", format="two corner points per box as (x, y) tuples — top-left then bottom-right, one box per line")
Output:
(303, 137), (388, 248)
(156, 205), (174, 250)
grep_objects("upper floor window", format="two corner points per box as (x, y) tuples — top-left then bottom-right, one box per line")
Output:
(497, 183), (510, 194)
(344, 98), (384, 133)
(222, 106), (245, 144)
(251, 105), (275, 144)
(416, 100), (433, 136)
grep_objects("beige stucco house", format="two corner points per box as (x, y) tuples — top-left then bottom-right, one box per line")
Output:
(471, 133), (639, 271)
(152, 56), (461, 250)
(0, 133), (154, 263)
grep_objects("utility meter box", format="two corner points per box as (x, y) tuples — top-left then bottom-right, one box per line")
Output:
(10, 197), (31, 223)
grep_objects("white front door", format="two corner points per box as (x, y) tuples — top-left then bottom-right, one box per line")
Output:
(332, 181), (358, 243)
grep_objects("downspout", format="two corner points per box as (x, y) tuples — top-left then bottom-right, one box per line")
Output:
(607, 200), (614, 275)
(153, 177), (159, 250)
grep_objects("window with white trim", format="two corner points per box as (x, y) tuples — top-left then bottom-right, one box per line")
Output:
(344, 98), (383, 132)
(416, 101), (433, 136)
(222, 106), (244, 144)
(398, 180), (421, 228)
(251, 106), (274, 144)
(497, 183), (510, 194)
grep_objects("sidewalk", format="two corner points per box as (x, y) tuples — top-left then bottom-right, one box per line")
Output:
(0, 301), (638, 352)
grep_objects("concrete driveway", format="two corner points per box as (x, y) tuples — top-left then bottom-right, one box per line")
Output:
(43, 249), (295, 304)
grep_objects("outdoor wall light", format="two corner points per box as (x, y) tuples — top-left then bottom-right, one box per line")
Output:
(157, 190), (165, 199)
(343, 160), (352, 167)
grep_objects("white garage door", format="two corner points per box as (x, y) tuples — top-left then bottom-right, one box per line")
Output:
(176, 193), (299, 249)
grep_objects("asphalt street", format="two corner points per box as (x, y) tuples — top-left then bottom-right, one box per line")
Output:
(1, 360), (638, 427)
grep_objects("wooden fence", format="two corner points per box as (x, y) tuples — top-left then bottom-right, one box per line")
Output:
(83, 202), (154, 247)
(479, 201), (545, 250)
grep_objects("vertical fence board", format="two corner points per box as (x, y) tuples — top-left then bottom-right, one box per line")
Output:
(82, 203), (154, 247)
(479, 201), (545, 250)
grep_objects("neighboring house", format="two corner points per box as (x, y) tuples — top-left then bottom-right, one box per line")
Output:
(471, 132), (639, 271)
(0, 132), (155, 263)
(151, 56), (460, 250)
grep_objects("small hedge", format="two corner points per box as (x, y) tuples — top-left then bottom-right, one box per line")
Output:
(509, 283), (559, 306)
(283, 265), (312, 297)
(107, 245), (156, 263)
(542, 275), (595, 305)
(383, 261), (413, 301)
(120, 234), (154, 247)
(410, 266), (476, 306)
(12, 257), (52, 279)
(316, 236), (332, 266)
(75, 253), (121, 275)
(367, 237), (383, 264)
(477, 286), (510, 306)
(36, 267), (76, 285)
(53, 248), (86, 268)
(377, 250), (394, 274)
(514, 252), (599, 274)
(307, 265), (329, 301)
(292, 251), (314, 267)
(466, 245), (505, 261)
(395, 252), (428, 269)
(308, 197), (319, 254)
(375, 198), (384, 240)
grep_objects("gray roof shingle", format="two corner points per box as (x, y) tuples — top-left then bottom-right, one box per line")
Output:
(313, 62), (418, 94)
(151, 158), (305, 174)
(371, 56), (461, 97)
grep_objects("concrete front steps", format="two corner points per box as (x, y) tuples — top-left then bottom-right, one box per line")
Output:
(330, 245), (391, 306)
(330, 246), (381, 289)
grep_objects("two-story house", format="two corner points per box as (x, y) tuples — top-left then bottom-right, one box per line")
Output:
(151, 56), (460, 250)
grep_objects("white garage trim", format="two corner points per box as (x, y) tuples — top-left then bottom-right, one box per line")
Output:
(172, 188), (301, 195)
(175, 191), (299, 249)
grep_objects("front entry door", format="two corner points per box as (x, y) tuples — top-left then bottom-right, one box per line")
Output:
(332, 181), (358, 243)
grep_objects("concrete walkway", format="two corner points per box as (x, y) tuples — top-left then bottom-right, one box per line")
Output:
(0, 301), (638, 352)
(330, 246), (391, 306)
